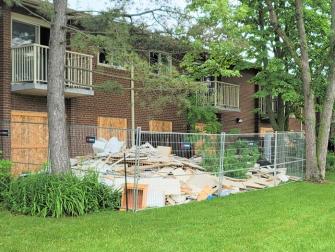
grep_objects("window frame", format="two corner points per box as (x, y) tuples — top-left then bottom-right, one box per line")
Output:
(97, 49), (127, 70)
(148, 50), (172, 75)
(11, 12), (50, 47)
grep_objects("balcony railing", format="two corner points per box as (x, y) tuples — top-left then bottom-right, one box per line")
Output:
(197, 81), (240, 111)
(12, 44), (93, 89)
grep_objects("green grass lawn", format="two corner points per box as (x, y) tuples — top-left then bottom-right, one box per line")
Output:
(1, 174), (335, 252)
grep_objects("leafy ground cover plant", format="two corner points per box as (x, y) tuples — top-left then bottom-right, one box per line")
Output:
(3, 172), (120, 218)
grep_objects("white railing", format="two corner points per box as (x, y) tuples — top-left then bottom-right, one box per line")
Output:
(197, 81), (240, 111)
(12, 43), (93, 89)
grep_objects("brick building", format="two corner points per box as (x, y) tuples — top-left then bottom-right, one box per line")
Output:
(0, 0), (302, 173)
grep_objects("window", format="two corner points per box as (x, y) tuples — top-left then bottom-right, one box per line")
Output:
(260, 97), (278, 115)
(98, 49), (125, 69)
(12, 21), (38, 47)
(149, 51), (172, 74)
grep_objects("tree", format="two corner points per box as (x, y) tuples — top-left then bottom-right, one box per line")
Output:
(265, 0), (335, 181)
(183, 0), (304, 131)
(47, 0), (70, 173)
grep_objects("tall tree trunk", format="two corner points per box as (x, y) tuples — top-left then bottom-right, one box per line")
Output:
(47, 0), (70, 173)
(266, 0), (322, 181)
(294, 0), (320, 181)
(316, 0), (335, 180)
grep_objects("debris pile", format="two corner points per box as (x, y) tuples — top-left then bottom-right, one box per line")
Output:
(71, 139), (301, 210)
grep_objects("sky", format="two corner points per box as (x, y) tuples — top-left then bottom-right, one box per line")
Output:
(67, 0), (188, 31)
(68, 0), (187, 13)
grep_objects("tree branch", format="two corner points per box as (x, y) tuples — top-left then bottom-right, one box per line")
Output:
(265, 0), (302, 68)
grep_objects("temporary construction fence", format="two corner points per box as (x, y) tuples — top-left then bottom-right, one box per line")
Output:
(0, 120), (305, 211)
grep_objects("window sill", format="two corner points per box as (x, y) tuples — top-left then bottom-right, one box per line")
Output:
(97, 62), (127, 71)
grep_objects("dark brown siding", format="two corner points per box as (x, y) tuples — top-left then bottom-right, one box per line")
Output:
(220, 70), (258, 133)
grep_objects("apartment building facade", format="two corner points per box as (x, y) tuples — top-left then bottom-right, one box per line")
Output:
(0, 0), (302, 172)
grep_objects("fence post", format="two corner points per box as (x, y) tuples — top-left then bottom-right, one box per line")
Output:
(274, 131), (278, 186)
(133, 127), (141, 212)
(219, 132), (226, 193)
(300, 131), (305, 180)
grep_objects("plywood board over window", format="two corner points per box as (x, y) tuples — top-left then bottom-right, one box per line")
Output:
(97, 117), (127, 141)
(149, 120), (172, 132)
(11, 110), (48, 175)
(260, 127), (274, 135)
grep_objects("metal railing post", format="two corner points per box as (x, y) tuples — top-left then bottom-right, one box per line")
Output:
(133, 127), (141, 212)
(219, 132), (225, 194)
(274, 131), (278, 186)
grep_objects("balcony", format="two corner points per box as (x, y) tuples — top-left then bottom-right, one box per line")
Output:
(11, 44), (94, 97)
(196, 81), (240, 111)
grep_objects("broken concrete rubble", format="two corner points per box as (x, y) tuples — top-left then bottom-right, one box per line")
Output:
(71, 140), (302, 210)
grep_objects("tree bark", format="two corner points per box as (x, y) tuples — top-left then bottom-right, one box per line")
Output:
(316, 0), (335, 180)
(294, 0), (320, 181)
(266, 0), (321, 181)
(47, 0), (70, 173)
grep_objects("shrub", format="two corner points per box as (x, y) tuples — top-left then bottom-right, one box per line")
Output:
(3, 172), (120, 217)
(326, 152), (335, 171)
(224, 139), (260, 178)
(0, 159), (12, 202)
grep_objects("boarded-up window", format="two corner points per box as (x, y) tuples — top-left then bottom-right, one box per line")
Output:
(97, 117), (127, 141)
(11, 110), (48, 175)
(260, 127), (274, 135)
(149, 120), (172, 132)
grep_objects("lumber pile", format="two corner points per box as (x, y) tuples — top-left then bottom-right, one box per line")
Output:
(71, 140), (301, 210)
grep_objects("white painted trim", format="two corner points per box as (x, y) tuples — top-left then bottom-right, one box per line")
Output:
(11, 12), (50, 28)
(11, 12), (48, 46)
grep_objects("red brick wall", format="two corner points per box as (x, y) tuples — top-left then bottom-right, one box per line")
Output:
(67, 57), (187, 132)
(0, 2), (12, 158)
(1, 6), (257, 135)
(0, 1), (11, 121)
(259, 118), (303, 132)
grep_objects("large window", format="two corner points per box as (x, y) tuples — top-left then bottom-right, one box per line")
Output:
(149, 51), (172, 74)
(12, 21), (38, 47)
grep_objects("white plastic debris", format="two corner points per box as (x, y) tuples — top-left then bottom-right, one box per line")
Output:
(277, 174), (289, 182)
(104, 137), (124, 154)
(92, 138), (107, 154)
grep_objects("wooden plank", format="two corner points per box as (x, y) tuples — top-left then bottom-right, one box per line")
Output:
(97, 116), (127, 141)
(121, 183), (148, 210)
(259, 127), (273, 134)
(197, 185), (218, 201)
(11, 110), (48, 175)
(156, 146), (172, 157)
(149, 120), (172, 132)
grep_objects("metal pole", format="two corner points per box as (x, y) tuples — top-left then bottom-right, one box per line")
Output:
(301, 131), (305, 179)
(274, 131), (278, 186)
(219, 132), (226, 194)
(124, 153), (128, 212)
(131, 64), (136, 146)
(133, 127), (141, 212)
